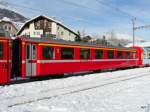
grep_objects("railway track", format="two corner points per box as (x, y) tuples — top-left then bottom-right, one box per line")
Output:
(3, 68), (150, 108)
(0, 68), (144, 101)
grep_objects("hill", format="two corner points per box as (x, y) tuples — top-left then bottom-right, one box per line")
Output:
(0, 8), (27, 22)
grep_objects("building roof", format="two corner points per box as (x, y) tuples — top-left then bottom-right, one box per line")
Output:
(0, 20), (18, 31)
(126, 41), (150, 47)
(17, 15), (79, 36)
(0, 17), (23, 31)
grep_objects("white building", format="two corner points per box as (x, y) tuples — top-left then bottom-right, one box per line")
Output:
(17, 15), (79, 41)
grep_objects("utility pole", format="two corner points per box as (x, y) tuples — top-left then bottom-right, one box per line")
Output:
(131, 18), (150, 46)
(132, 18), (136, 47)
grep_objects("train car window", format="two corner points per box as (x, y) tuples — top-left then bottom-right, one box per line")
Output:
(26, 45), (30, 59)
(61, 48), (74, 59)
(43, 46), (54, 59)
(0, 43), (3, 58)
(80, 49), (90, 59)
(32, 45), (36, 59)
(132, 52), (136, 59)
(95, 49), (103, 59)
(117, 51), (122, 58)
(107, 50), (114, 59)
(126, 52), (130, 59)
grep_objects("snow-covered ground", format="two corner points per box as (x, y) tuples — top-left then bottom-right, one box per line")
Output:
(1, 67), (150, 112)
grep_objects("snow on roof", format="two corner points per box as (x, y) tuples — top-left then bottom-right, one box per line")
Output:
(13, 22), (24, 30)
(17, 15), (78, 36)
(126, 41), (150, 47)
(105, 32), (144, 42)
(0, 17), (24, 30)
(1, 17), (11, 22)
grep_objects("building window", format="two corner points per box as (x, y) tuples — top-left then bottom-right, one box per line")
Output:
(69, 32), (71, 36)
(37, 32), (40, 35)
(35, 21), (41, 30)
(126, 52), (130, 59)
(61, 31), (64, 35)
(33, 31), (41, 35)
(9, 26), (11, 31)
(95, 49), (103, 59)
(4, 25), (7, 30)
(47, 22), (52, 29)
(61, 48), (74, 59)
(80, 49), (90, 59)
(0, 43), (4, 58)
(107, 50), (114, 59)
(117, 51), (122, 59)
(148, 53), (150, 59)
(42, 46), (54, 59)
(45, 32), (51, 35)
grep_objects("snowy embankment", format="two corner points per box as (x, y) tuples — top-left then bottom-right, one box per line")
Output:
(0, 67), (150, 112)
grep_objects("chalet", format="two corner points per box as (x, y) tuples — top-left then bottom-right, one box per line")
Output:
(17, 15), (79, 41)
(0, 17), (18, 37)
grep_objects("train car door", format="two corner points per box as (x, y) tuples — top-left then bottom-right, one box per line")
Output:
(26, 44), (37, 77)
(0, 41), (8, 84)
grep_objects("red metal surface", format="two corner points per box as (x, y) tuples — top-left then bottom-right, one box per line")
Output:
(36, 60), (137, 76)
(0, 37), (12, 84)
(131, 46), (143, 66)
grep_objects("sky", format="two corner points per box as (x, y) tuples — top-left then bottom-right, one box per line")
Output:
(0, 0), (150, 41)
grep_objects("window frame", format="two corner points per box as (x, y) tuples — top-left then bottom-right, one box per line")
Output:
(61, 47), (74, 60)
(0, 42), (4, 59)
(95, 49), (103, 59)
(42, 46), (54, 60)
(80, 48), (90, 59)
(107, 50), (114, 59)
(126, 51), (130, 59)
(117, 51), (122, 59)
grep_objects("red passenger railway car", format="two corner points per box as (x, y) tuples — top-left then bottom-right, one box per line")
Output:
(0, 36), (144, 85)
(0, 37), (12, 84)
(12, 36), (142, 80)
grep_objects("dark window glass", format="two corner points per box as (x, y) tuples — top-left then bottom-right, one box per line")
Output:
(4, 26), (7, 30)
(117, 51), (122, 58)
(26, 45), (30, 59)
(0, 43), (4, 58)
(9, 26), (11, 31)
(107, 50), (114, 59)
(61, 48), (74, 59)
(126, 52), (130, 59)
(32, 45), (36, 59)
(61, 31), (64, 35)
(43, 46), (54, 59)
(95, 50), (103, 59)
(80, 49), (90, 59)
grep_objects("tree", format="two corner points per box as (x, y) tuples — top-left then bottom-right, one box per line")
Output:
(82, 35), (92, 42)
(101, 35), (108, 46)
(75, 31), (81, 42)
